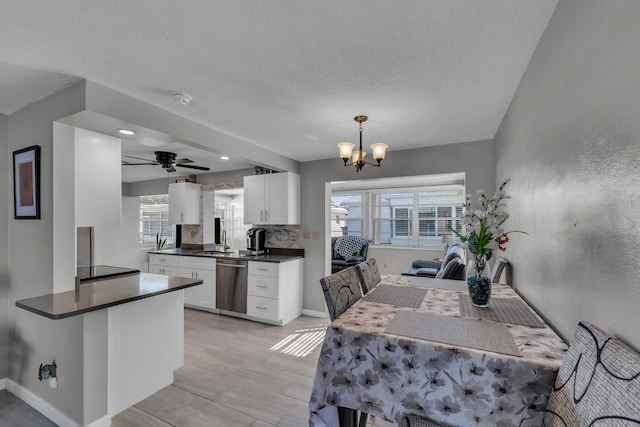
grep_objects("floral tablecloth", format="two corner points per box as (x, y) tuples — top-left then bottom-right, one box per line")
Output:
(309, 275), (568, 427)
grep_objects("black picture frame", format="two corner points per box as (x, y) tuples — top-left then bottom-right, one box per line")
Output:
(13, 145), (41, 219)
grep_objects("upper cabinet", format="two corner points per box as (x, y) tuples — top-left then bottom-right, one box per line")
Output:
(169, 182), (201, 224)
(244, 172), (300, 225)
(75, 128), (122, 227)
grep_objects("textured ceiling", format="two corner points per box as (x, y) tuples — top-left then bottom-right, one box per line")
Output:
(0, 0), (558, 171)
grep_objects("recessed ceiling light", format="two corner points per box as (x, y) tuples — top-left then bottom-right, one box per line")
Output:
(118, 129), (135, 136)
(220, 156), (230, 160)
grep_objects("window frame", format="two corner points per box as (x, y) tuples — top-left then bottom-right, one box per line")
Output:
(332, 179), (465, 248)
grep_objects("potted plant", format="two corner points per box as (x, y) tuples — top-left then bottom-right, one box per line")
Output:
(156, 233), (167, 251)
(450, 179), (526, 306)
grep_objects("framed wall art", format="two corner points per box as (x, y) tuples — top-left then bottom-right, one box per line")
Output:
(13, 145), (41, 219)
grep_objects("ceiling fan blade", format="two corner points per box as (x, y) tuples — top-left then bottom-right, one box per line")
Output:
(123, 154), (155, 162)
(173, 158), (194, 164)
(122, 162), (158, 166)
(166, 166), (177, 172)
(176, 164), (211, 171)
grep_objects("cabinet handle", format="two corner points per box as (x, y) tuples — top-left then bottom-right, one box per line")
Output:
(255, 306), (267, 310)
(195, 271), (199, 279)
(257, 285), (268, 288)
(257, 267), (268, 271)
(159, 259), (167, 263)
(191, 272), (194, 279)
(265, 210), (269, 222)
(181, 212), (184, 223)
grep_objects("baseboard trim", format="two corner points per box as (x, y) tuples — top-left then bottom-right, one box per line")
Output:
(4, 379), (82, 427)
(2, 378), (120, 427)
(302, 308), (328, 318)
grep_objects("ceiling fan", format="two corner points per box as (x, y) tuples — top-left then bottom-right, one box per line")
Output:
(122, 151), (211, 173)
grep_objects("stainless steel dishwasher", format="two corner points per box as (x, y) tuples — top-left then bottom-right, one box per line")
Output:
(216, 258), (248, 314)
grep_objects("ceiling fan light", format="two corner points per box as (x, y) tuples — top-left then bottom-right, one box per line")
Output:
(337, 142), (355, 160)
(370, 143), (388, 161)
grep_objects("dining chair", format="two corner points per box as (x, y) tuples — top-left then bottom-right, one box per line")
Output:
(543, 320), (640, 426)
(490, 256), (508, 284)
(319, 266), (363, 321)
(356, 257), (381, 294)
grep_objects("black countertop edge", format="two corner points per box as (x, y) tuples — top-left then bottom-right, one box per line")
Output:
(149, 247), (304, 262)
(15, 276), (203, 320)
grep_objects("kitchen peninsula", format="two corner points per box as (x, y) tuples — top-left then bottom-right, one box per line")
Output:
(15, 271), (203, 426)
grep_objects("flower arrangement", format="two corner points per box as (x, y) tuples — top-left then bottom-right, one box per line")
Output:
(450, 179), (526, 277)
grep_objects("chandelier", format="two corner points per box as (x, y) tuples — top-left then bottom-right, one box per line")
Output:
(337, 115), (388, 172)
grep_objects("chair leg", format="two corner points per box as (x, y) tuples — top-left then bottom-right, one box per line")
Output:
(359, 412), (368, 427)
(338, 406), (358, 427)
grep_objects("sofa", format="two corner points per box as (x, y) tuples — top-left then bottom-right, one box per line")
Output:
(331, 236), (370, 273)
(401, 243), (466, 280)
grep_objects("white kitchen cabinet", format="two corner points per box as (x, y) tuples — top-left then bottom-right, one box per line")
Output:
(247, 259), (303, 325)
(179, 256), (216, 311)
(169, 182), (201, 224)
(149, 254), (217, 312)
(244, 172), (300, 225)
(148, 254), (180, 276)
(75, 128), (122, 227)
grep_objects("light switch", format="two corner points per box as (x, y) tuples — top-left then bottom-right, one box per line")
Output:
(312, 232), (320, 240)
(303, 231), (310, 239)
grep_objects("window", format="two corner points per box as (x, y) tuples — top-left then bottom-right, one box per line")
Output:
(139, 194), (175, 247)
(332, 179), (465, 247)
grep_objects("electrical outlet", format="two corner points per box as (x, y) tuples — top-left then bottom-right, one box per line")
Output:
(38, 361), (58, 389)
(39, 362), (56, 381)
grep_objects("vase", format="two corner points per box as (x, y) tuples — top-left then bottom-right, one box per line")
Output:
(467, 276), (491, 307)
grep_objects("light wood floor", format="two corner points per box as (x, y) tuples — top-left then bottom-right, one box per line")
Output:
(1, 309), (394, 426)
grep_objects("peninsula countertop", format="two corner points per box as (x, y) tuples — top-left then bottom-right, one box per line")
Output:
(15, 272), (203, 319)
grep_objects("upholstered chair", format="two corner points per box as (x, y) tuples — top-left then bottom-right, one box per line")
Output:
(319, 266), (363, 321)
(543, 320), (640, 426)
(356, 258), (381, 294)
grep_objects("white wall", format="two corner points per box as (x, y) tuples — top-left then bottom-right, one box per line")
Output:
(0, 113), (8, 379)
(8, 83), (87, 423)
(94, 197), (140, 270)
(300, 139), (495, 313)
(494, 0), (640, 348)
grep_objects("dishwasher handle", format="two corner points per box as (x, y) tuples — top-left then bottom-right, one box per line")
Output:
(217, 263), (247, 268)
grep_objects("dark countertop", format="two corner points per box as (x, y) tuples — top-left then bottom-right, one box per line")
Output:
(15, 272), (203, 320)
(149, 245), (304, 263)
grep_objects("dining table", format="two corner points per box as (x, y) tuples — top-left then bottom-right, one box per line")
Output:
(308, 274), (568, 427)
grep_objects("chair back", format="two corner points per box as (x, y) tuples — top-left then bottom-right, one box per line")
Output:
(543, 321), (640, 426)
(490, 257), (508, 284)
(356, 258), (381, 294)
(319, 266), (363, 321)
(435, 258), (465, 280)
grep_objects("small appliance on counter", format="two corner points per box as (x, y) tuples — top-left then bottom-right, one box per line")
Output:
(246, 227), (266, 255)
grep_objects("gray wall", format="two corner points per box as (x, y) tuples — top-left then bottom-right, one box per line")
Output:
(0, 114), (8, 379)
(300, 139), (495, 312)
(8, 84), (88, 422)
(494, 0), (640, 348)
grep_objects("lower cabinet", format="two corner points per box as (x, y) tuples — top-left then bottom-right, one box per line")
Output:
(179, 257), (216, 311)
(149, 254), (217, 312)
(148, 254), (180, 276)
(149, 254), (303, 324)
(247, 259), (303, 325)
